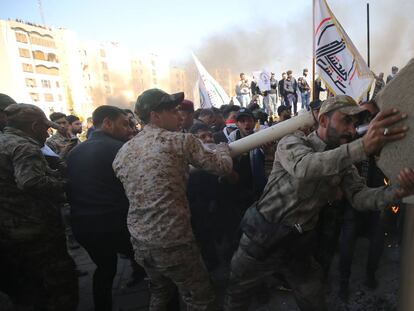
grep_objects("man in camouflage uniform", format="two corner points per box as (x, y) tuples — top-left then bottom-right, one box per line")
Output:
(46, 112), (80, 249)
(0, 104), (78, 310)
(46, 112), (78, 158)
(113, 88), (233, 311)
(224, 95), (414, 311)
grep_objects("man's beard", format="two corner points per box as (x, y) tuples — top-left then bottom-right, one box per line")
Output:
(326, 124), (353, 149)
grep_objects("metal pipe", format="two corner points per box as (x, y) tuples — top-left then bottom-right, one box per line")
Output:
(228, 112), (315, 157)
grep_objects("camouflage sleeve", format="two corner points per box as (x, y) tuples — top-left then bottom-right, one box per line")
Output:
(184, 134), (233, 176)
(46, 137), (60, 155)
(277, 134), (367, 181)
(340, 165), (400, 211)
(12, 143), (65, 194)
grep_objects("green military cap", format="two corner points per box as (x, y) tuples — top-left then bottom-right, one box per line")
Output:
(135, 88), (184, 121)
(0, 93), (17, 112)
(319, 95), (365, 117)
(5, 103), (59, 129)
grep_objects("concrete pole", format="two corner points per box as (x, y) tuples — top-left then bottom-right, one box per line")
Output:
(400, 198), (414, 311)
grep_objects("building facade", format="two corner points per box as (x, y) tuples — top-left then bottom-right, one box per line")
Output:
(0, 19), (66, 116)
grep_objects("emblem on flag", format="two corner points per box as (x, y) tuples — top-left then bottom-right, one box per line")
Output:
(314, 0), (374, 101)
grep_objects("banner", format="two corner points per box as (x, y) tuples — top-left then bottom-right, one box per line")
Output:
(192, 53), (239, 107)
(314, 0), (373, 102)
(252, 70), (271, 91)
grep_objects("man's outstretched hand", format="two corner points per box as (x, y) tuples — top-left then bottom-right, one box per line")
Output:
(396, 168), (414, 199)
(362, 108), (408, 156)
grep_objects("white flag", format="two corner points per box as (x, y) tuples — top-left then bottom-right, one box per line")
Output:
(314, 0), (373, 102)
(192, 53), (239, 107)
(252, 70), (271, 91)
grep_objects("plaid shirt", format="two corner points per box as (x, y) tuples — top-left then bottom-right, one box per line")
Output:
(113, 124), (232, 248)
(256, 131), (399, 231)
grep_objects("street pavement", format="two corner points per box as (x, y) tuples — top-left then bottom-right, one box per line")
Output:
(71, 235), (400, 311)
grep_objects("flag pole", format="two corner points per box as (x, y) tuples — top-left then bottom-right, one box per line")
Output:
(312, 0), (316, 101)
(366, 2), (371, 101)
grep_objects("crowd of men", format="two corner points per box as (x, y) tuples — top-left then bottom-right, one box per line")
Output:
(0, 63), (413, 311)
(235, 66), (398, 119)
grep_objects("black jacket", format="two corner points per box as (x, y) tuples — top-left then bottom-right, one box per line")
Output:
(67, 131), (129, 232)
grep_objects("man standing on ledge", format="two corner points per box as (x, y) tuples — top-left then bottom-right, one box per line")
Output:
(224, 95), (414, 311)
(113, 89), (233, 310)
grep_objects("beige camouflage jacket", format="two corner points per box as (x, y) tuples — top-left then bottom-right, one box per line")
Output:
(113, 124), (233, 248)
(257, 131), (399, 231)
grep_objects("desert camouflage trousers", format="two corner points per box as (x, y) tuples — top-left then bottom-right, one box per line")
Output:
(132, 239), (214, 311)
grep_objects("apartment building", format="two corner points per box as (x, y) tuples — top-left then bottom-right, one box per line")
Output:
(0, 19), (66, 115)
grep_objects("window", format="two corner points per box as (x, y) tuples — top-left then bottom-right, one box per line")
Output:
(22, 63), (33, 72)
(30, 92), (40, 102)
(15, 32), (28, 43)
(47, 53), (58, 63)
(29, 36), (56, 48)
(25, 78), (37, 87)
(41, 79), (51, 88)
(100, 49), (106, 57)
(32, 50), (46, 60)
(58, 94), (62, 101)
(104, 85), (111, 94)
(103, 74), (109, 82)
(56, 81), (60, 88)
(152, 69), (156, 76)
(35, 65), (59, 76)
(101, 61), (108, 70)
(153, 78), (157, 85)
(44, 93), (54, 102)
(19, 48), (31, 58)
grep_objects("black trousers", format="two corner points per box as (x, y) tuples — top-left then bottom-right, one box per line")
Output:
(338, 205), (385, 282)
(74, 229), (145, 311)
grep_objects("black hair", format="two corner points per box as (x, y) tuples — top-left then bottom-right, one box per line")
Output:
(123, 109), (134, 116)
(0, 93), (16, 112)
(222, 105), (240, 119)
(189, 122), (212, 135)
(211, 107), (221, 115)
(193, 108), (202, 120)
(198, 109), (214, 118)
(49, 112), (66, 122)
(66, 115), (80, 124)
(219, 104), (229, 112)
(92, 105), (126, 128)
(277, 105), (290, 116)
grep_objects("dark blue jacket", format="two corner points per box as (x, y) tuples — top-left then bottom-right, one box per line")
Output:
(67, 131), (129, 233)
